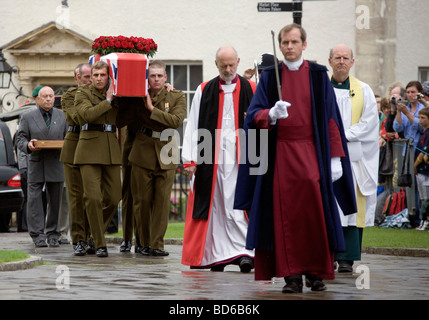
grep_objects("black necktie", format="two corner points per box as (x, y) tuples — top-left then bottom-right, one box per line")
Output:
(44, 112), (51, 129)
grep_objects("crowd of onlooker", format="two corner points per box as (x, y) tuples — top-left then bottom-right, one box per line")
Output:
(377, 80), (429, 230)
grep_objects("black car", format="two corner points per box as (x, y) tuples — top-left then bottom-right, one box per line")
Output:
(0, 119), (23, 231)
(0, 103), (37, 231)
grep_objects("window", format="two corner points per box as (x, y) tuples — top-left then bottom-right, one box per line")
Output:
(165, 62), (203, 116)
(165, 62), (203, 151)
(418, 67), (429, 83)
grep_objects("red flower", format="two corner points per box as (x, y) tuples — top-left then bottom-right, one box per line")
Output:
(91, 35), (158, 57)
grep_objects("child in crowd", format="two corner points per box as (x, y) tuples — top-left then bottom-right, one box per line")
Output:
(414, 107), (429, 230)
(379, 97), (399, 147)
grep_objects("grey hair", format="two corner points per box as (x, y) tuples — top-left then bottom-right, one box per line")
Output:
(215, 46), (239, 62)
(329, 46), (354, 60)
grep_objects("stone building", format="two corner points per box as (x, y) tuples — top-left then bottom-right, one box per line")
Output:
(1, 0), (428, 134)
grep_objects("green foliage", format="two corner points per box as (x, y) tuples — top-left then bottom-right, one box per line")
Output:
(170, 197), (186, 216)
(362, 226), (429, 248)
(164, 224), (429, 248)
(107, 222), (185, 239)
(85, 224), (429, 249)
(0, 250), (29, 263)
(3, 225), (429, 265)
(165, 222), (185, 239)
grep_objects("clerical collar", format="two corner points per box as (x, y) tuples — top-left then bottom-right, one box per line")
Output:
(219, 74), (238, 85)
(283, 57), (304, 71)
(331, 77), (350, 89)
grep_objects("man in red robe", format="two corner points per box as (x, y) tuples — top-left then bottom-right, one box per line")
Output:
(234, 24), (356, 293)
(181, 46), (256, 272)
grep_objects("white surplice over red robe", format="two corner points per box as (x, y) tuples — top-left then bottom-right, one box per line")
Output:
(181, 75), (256, 268)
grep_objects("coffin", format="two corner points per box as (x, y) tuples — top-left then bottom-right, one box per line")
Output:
(89, 53), (148, 97)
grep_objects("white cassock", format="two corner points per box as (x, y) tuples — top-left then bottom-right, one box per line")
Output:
(182, 82), (254, 266)
(334, 78), (379, 227)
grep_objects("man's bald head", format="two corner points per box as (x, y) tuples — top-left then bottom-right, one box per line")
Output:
(38, 86), (55, 111)
(215, 46), (240, 83)
(329, 44), (354, 60)
(329, 44), (355, 83)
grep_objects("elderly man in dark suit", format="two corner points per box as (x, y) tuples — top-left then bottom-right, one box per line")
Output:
(16, 86), (67, 248)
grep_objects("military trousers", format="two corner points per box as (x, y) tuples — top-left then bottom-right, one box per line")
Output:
(121, 133), (139, 244)
(63, 162), (89, 244)
(79, 164), (121, 249)
(131, 163), (175, 250)
(122, 163), (139, 243)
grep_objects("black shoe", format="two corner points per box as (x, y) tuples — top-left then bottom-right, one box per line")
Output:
(239, 256), (254, 273)
(34, 239), (48, 248)
(135, 246), (143, 254)
(305, 275), (327, 291)
(59, 238), (70, 245)
(140, 246), (151, 256)
(282, 276), (303, 293)
(338, 260), (353, 273)
(210, 264), (225, 272)
(310, 279), (327, 291)
(86, 237), (95, 255)
(74, 241), (87, 256)
(120, 240), (132, 252)
(151, 249), (169, 256)
(96, 247), (108, 257)
(47, 238), (60, 247)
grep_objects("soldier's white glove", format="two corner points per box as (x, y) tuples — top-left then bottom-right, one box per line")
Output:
(269, 100), (291, 125)
(331, 157), (343, 182)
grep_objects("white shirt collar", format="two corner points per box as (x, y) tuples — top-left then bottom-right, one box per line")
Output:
(283, 57), (304, 71)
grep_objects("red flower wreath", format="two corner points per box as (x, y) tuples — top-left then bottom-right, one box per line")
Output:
(91, 35), (158, 57)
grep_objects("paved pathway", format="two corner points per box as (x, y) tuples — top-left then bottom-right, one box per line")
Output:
(1, 232), (428, 306)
